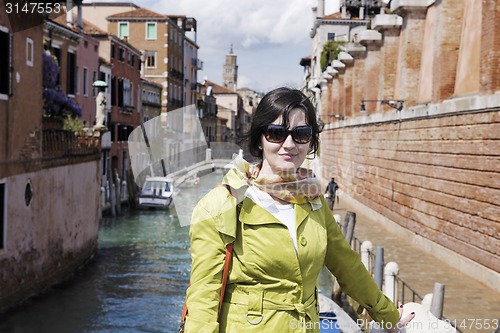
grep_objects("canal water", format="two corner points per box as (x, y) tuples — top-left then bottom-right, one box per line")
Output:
(0, 169), (334, 333)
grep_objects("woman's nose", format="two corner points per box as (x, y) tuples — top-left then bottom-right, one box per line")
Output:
(282, 133), (295, 148)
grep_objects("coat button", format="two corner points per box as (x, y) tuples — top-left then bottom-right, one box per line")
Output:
(300, 236), (307, 246)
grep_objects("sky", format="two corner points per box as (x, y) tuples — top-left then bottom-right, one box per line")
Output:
(91, 0), (341, 93)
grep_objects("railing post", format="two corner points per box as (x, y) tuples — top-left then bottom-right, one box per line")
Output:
(374, 246), (384, 289)
(343, 211), (356, 246)
(430, 282), (445, 319)
(361, 240), (373, 273)
(384, 262), (399, 304)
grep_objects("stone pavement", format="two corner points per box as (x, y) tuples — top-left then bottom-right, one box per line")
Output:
(332, 198), (500, 333)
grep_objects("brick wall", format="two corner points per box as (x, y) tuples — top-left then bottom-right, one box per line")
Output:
(322, 111), (499, 272)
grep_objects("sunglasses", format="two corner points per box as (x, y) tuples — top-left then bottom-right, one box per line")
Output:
(264, 124), (313, 144)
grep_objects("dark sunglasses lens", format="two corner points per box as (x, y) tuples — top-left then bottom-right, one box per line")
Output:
(266, 125), (288, 143)
(292, 126), (312, 143)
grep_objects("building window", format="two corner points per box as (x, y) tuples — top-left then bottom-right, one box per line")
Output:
(83, 67), (88, 96)
(67, 51), (76, 95)
(119, 48), (125, 62)
(129, 53), (134, 67)
(26, 37), (34, 67)
(75, 66), (79, 95)
(0, 182), (5, 249)
(92, 71), (97, 97)
(111, 76), (117, 106)
(123, 80), (132, 107)
(52, 47), (61, 84)
(327, 32), (336, 40)
(118, 79), (123, 107)
(146, 22), (157, 40)
(145, 50), (156, 68)
(0, 27), (11, 98)
(111, 43), (115, 59)
(118, 22), (129, 39)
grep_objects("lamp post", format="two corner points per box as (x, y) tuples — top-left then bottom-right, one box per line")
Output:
(360, 99), (405, 113)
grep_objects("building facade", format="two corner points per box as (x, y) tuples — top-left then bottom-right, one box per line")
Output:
(0, 1), (101, 312)
(87, 30), (142, 180)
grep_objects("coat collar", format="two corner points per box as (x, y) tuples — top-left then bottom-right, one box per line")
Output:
(239, 197), (312, 230)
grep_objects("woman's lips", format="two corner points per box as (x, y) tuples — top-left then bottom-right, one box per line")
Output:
(280, 154), (296, 161)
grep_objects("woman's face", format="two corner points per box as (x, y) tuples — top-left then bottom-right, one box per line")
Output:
(259, 108), (310, 176)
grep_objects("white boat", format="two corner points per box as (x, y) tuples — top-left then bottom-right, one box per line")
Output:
(138, 177), (175, 209)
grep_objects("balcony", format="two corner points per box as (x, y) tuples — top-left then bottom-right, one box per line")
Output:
(191, 58), (203, 70)
(42, 128), (101, 167)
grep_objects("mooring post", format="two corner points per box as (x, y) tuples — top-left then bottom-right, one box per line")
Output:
(384, 262), (399, 304)
(430, 282), (445, 319)
(374, 246), (384, 289)
(361, 240), (373, 273)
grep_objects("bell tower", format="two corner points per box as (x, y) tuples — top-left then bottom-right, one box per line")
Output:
(222, 45), (238, 91)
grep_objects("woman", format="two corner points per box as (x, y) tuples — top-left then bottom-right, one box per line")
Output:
(184, 87), (413, 332)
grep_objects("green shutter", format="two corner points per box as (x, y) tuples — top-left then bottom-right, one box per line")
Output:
(147, 23), (157, 40)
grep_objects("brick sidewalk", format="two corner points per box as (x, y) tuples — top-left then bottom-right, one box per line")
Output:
(333, 199), (500, 333)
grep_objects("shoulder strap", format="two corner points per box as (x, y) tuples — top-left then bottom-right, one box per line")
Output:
(180, 184), (237, 326)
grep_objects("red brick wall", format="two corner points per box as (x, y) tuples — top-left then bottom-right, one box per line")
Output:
(321, 111), (500, 272)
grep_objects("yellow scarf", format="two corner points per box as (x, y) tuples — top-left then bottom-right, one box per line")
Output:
(222, 155), (322, 205)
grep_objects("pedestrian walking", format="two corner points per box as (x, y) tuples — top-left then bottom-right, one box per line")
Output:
(325, 177), (339, 210)
(181, 87), (414, 332)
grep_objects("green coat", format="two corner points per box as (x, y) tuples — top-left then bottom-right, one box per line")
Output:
(185, 180), (399, 332)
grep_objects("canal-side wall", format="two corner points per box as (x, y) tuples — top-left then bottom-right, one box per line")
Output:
(316, 0), (499, 289)
(0, 161), (100, 312)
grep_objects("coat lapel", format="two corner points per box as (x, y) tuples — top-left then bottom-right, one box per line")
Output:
(239, 198), (279, 225)
(295, 202), (312, 230)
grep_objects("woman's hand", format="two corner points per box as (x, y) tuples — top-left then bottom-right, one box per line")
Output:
(370, 303), (415, 333)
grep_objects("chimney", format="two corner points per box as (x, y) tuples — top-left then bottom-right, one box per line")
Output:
(66, 0), (73, 28)
(317, 0), (325, 18)
(77, 3), (83, 32)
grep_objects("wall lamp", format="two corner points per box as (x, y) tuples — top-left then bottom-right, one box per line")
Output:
(360, 99), (405, 112)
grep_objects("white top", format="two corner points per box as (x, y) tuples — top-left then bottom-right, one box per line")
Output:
(245, 185), (298, 253)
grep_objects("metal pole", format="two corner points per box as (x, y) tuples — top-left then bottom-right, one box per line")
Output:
(374, 246), (384, 289)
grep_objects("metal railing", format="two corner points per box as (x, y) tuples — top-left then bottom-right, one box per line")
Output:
(42, 129), (101, 159)
(394, 274), (424, 304)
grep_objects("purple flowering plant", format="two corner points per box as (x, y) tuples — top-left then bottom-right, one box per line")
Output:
(43, 51), (82, 118)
